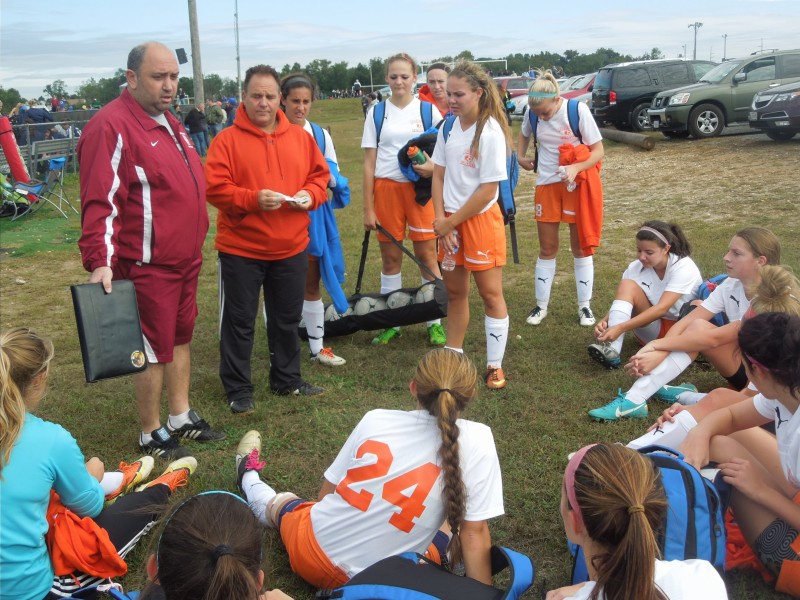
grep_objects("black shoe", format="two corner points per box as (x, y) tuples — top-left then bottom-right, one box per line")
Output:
(167, 409), (227, 441)
(272, 381), (324, 396)
(230, 397), (255, 415)
(140, 426), (192, 460)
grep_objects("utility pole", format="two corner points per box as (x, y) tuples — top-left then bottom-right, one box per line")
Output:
(188, 0), (204, 106)
(234, 0), (241, 101)
(722, 34), (728, 61)
(688, 22), (703, 60)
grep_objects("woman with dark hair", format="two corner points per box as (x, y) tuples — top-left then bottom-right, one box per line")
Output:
(141, 491), (292, 600)
(588, 220), (700, 370)
(235, 349), (504, 589)
(680, 312), (800, 593)
(547, 443), (727, 599)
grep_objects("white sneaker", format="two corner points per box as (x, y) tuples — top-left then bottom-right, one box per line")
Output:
(526, 306), (548, 325)
(310, 347), (346, 367)
(578, 307), (596, 327)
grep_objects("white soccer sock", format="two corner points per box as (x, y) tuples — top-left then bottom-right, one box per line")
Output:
(574, 256), (594, 308)
(535, 258), (556, 310)
(140, 431), (153, 445)
(303, 299), (325, 355)
(168, 410), (191, 429)
(678, 391), (707, 406)
(607, 300), (633, 355)
(424, 277), (441, 328)
(625, 351), (693, 404)
(242, 470), (277, 528)
(444, 346), (464, 353)
(100, 472), (124, 495)
(627, 410), (698, 451)
(381, 272), (402, 295)
(485, 315), (509, 368)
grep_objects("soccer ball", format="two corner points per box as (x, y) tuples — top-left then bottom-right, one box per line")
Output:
(324, 303), (352, 322)
(415, 282), (436, 304)
(387, 291), (413, 310)
(354, 296), (388, 315)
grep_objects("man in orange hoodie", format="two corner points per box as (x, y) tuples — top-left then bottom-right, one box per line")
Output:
(206, 64), (330, 414)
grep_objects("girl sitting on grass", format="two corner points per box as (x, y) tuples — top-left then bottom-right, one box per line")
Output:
(235, 348), (504, 589)
(0, 327), (196, 600)
(588, 220), (701, 370)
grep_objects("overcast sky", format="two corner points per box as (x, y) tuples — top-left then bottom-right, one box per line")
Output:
(2, 0), (798, 99)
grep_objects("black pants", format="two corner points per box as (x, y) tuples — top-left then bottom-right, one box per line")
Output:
(47, 485), (169, 598)
(218, 250), (308, 400)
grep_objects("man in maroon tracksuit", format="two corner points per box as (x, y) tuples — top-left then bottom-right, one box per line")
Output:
(78, 42), (224, 459)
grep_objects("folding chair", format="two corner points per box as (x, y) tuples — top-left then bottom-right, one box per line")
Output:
(12, 157), (77, 218)
(0, 172), (35, 220)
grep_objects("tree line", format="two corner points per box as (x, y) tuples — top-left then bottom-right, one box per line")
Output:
(0, 47), (666, 108)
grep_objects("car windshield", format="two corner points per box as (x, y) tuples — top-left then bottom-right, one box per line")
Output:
(566, 74), (593, 90)
(699, 60), (742, 83)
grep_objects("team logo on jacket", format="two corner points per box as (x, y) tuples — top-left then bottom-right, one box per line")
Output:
(180, 131), (194, 148)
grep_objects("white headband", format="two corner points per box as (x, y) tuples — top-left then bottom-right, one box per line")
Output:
(638, 226), (670, 247)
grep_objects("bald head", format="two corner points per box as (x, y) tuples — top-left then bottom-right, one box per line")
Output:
(126, 42), (180, 116)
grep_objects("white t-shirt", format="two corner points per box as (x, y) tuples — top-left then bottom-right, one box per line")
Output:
(754, 394), (800, 487)
(621, 254), (703, 320)
(520, 100), (601, 185)
(565, 559), (728, 599)
(701, 277), (750, 322)
(431, 116), (507, 214)
(311, 409), (504, 577)
(361, 99), (443, 182)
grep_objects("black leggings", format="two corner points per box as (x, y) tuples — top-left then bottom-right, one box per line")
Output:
(754, 517), (800, 576)
(724, 363), (749, 391)
(46, 484), (169, 598)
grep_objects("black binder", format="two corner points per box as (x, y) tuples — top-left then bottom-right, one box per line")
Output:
(71, 280), (148, 383)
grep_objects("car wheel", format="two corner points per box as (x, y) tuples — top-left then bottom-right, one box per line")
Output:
(765, 130), (797, 141)
(661, 130), (690, 139)
(630, 102), (653, 132)
(688, 104), (724, 138)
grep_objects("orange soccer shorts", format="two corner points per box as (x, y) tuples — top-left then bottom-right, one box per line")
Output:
(437, 202), (506, 272)
(374, 178), (437, 243)
(534, 181), (577, 224)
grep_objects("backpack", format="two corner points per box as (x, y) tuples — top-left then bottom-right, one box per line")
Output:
(373, 100), (435, 146)
(318, 545), (535, 600)
(698, 274), (730, 327)
(569, 445), (728, 584)
(441, 115), (521, 263)
(527, 98), (582, 172)
(309, 121), (350, 209)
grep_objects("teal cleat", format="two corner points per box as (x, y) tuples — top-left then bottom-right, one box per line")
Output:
(588, 390), (648, 422)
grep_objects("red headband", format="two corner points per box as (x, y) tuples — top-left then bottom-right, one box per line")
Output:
(565, 444), (597, 525)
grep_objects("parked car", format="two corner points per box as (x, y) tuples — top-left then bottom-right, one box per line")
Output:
(591, 59), (716, 131)
(648, 49), (800, 138)
(749, 80), (800, 140)
(494, 76), (535, 98)
(562, 73), (596, 99)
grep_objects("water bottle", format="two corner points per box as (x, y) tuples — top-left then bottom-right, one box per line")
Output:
(441, 231), (459, 272)
(407, 146), (427, 165)
(558, 166), (577, 192)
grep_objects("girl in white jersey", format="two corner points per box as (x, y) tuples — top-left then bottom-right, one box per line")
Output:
(679, 312), (800, 595)
(280, 73), (347, 368)
(362, 53), (446, 347)
(588, 220), (701, 370)
(588, 227), (781, 422)
(235, 349), (504, 589)
(547, 443), (727, 600)
(517, 70), (604, 329)
(629, 265), (800, 450)
(431, 61), (512, 390)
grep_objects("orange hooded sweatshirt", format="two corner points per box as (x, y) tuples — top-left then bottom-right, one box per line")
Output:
(559, 143), (603, 256)
(205, 104), (329, 261)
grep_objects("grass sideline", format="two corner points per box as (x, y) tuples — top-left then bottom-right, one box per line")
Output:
(1, 98), (798, 599)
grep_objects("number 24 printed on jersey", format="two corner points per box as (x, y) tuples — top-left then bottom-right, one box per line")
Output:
(335, 439), (441, 533)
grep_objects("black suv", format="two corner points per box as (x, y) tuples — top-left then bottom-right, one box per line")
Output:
(591, 59), (716, 131)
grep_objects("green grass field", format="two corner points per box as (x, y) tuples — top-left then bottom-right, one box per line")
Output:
(1, 98), (798, 598)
